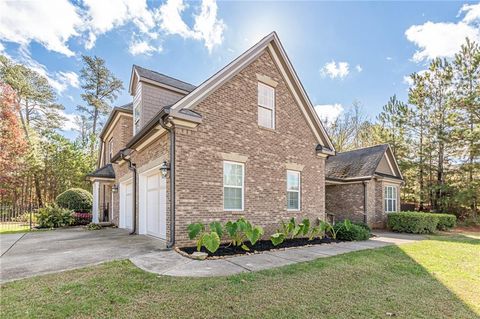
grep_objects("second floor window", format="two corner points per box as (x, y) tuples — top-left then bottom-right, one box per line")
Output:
(108, 138), (113, 161)
(134, 102), (141, 134)
(258, 82), (275, 129)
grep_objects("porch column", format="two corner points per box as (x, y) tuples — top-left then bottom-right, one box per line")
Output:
(92, 181), (100, 223)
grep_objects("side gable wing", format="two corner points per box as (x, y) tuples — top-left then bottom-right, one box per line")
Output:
(375, 145), (403, 180)
(169, 32), (335, 154)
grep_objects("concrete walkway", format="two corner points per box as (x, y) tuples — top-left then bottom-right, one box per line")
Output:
(131, 231), (424, 277)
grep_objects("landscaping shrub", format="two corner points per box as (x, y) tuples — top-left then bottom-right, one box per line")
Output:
(36, 205), (74, 228)
(353, 222), (371, 232)
(434, 213), (456, 230)
(86, 222), (102, 230)
(334, 221), (370, 241)
(72, 212), (93, 225)
(56, 188), (93, 212)
(387, 212), (439, 234)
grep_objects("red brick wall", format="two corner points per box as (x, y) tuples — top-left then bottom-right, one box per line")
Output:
(174, 50), (326, 245)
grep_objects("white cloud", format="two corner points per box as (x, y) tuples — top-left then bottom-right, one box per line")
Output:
(459, 3), (480, 24)
(321, 61), (349, 79)
(58, 109), (79, 131)
(0, 0), (81, 57)
(193, 0), (226, 52)
(16, 47), (78, 93)
(129, 39), (162, 56)
(0, 0), (226, 56)
(83, 0), (155, 49)
(57, 71), (79, 89)
(314, 103), (344, 123)
(405, 4), (480, 62)
(403, 75), (414, 86)
(386, 57), (393, 61)
(156, 0), (225, 53)
(156, 0), (195, 38)
(355, 65), (363, 72)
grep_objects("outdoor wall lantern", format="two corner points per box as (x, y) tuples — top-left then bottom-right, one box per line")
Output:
(160, 160), (170, 178)
(111, 184), (119, 193)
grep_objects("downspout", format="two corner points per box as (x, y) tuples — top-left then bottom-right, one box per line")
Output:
(159, 115), (176, 249)
(123, 155), (137, 235)
(363, 181), (368, 224)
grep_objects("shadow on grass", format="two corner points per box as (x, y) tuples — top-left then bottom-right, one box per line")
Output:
(1, 236), (479, 318)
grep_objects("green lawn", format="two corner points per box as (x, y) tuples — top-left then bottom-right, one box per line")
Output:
(1, 234), (479, 319)
(0, 223), (30, 234)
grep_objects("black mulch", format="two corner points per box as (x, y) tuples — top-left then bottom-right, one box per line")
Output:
(179, 237), (341, 258)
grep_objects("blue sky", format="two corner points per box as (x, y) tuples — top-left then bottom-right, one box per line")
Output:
(1, 1), (479, 139)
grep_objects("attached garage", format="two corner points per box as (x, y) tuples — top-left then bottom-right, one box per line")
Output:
(139, 166), (167, 239)
(119, 179), (133, 231)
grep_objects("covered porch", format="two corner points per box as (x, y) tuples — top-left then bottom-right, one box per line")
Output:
(86, 164), (116, 224)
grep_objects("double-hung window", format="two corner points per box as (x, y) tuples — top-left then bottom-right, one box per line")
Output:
(384, 185), (398, 212)
(108, 138), (113, 161)
(223, 161), (244, 211)
(287, 170), (300, 210)
(258, 82), (275, 129)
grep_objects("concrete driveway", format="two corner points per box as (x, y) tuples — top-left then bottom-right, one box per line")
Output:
(0, 227), (166, 283)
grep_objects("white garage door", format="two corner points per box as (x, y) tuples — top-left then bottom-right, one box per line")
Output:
(140, 168), (166, 239)
(119, 180), (133, 230)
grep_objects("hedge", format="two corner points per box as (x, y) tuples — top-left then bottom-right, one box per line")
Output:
(335, 221), (371, 241)
(56, 188), (93, 212)
(387, 212), (439, 234)
(435, 213), (457, 230)
(387, 212), (457, 233)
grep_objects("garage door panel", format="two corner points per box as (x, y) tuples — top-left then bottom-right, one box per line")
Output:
(139, 169), (166, 239)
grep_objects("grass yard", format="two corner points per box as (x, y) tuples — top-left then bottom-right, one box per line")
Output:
(0, 223), (30, 234)
(1, 234), (479, 319)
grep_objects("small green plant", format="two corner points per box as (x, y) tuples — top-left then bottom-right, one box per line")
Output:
(270, 232), (285, 246)
(86, 223), (102, 230)
(325, 220), (352, 240)
(187, 221), (222, 253)
(36, 205), (74, 228)
(225, 218), (263, 251)
(309, 219), (327, 240)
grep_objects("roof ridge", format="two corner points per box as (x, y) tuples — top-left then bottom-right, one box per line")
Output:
(336, 143), (388, 155)
(133, 64), (196, 88)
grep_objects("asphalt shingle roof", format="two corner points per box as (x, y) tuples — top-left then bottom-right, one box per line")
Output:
(133, 65), (196, 93)
(325, 144), (389, 180)
(86, 164), (115, 179)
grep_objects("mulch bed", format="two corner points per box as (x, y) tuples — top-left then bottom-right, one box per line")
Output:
(179, 237), (341, 259)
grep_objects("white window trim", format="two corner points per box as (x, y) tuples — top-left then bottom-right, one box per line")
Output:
(223, 161), (244, 211)
(108, 138), (113, 161)
(384, 185), (398, 213)
(257, 82), (275, 129)
(287, 170), (301, 211)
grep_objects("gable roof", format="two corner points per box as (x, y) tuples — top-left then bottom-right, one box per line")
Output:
(168, 31), (335, 154)
(129, 65), (197, 95)
(325, 144), (403, 181)
(86, 164), (115, 180)
(99, 103), (133, 140)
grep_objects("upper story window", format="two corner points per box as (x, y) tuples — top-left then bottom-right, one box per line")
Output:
(108, 138), (113, 162)
(223, 161), (244, 211)
(287, 170), (300, 210)
(384, 185), (398, 212)
(258, 82), (275, 129)
(134, 103), (141, 134)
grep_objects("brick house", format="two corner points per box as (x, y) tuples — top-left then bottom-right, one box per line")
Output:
(87, 32), (402, 246)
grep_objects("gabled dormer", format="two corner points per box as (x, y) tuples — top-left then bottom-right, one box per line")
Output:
(129, 65), (196, 135)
